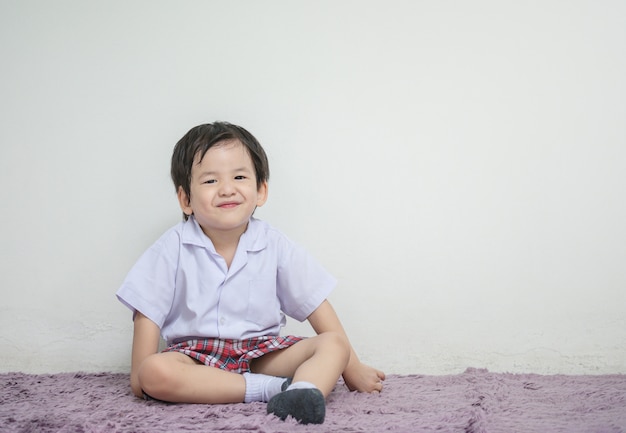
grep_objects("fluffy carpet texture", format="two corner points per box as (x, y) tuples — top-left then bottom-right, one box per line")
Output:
(1, 368), (625, 432)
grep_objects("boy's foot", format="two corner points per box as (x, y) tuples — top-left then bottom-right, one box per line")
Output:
(267, 388), (326, 424)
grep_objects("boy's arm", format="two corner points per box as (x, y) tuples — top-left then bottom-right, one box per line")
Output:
(307, 300), (386, 393)
(130, 311), (161, 398)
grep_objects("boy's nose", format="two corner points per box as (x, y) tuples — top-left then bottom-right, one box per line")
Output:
(218, 181), (236, 195)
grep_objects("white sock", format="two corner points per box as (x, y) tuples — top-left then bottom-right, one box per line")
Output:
(286, 381), (317, 391)
(243, 372), (287, 403)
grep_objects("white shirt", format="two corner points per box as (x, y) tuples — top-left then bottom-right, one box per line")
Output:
(116, 216), (335, 343)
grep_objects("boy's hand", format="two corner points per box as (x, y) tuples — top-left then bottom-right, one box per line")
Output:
(343, 361), (386, 393)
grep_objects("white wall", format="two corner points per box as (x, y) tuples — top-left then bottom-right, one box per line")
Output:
(1, 0), (624, 375)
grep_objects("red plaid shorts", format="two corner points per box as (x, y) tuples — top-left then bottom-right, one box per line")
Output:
(163, 336), (304, 373)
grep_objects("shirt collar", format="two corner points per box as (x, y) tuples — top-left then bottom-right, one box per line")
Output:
(240, 217), (268, 252)
(181, 216), (267, 252)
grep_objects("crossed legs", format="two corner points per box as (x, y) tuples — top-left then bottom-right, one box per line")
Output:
(136, 331), (350, 404)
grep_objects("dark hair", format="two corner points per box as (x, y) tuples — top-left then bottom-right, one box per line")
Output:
(171, 121), (270, 220)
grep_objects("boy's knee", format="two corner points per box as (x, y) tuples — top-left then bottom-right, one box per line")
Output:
(321, 332), (350, 362)
(137, 355), (174, 398)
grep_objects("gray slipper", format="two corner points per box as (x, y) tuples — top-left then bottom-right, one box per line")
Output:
(267, 388), (325, 424)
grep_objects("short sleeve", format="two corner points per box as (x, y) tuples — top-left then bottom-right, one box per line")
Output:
(275, 236), (336, 322)
(116, 229), (180, 329)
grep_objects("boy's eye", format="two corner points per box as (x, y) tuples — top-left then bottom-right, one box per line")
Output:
(234, 175), (246, 180)
(203, 179), (217, 184)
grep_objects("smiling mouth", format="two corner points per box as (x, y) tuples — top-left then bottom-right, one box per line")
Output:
(218, 202), (239, 209)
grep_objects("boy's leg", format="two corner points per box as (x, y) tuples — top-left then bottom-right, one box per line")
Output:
(250, 331), (351, 397)
(138, 351), (245, 404)
(252, 332), (350, 424)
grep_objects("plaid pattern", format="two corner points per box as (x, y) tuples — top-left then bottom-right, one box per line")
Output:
(163, 336), (304, 373)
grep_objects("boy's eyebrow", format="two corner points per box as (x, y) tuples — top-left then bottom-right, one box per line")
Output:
(197, 167), (253, 177)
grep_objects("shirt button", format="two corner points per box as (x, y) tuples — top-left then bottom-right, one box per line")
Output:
(220, 317), (226, 325)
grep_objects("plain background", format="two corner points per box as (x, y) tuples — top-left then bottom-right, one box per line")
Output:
(1, 0), (624, 375)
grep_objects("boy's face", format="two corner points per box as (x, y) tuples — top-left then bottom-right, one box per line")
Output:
(177, 139), (268, 240)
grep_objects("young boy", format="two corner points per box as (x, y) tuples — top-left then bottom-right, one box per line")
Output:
(116, 121), (385, 424)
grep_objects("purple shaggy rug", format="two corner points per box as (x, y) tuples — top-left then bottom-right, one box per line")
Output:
(1, 368), (625, 432)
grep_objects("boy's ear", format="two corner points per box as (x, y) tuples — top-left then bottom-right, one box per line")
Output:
(256, 181), (269, 207)
(177, 187), (193, 216)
